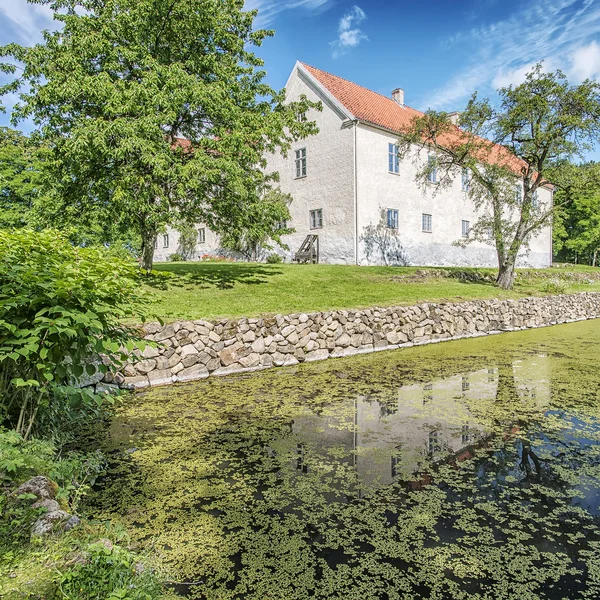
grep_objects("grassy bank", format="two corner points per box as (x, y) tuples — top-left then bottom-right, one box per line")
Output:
(144, 262), (600, 322)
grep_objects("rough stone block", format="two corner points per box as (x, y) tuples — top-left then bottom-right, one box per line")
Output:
(148, 369), (174, 387)
(177, 364), (209, 382)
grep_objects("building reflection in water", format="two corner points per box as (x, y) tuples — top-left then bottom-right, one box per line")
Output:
(287, 354), (551, 491)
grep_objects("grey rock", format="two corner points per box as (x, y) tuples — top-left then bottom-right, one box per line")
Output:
(177, 364), (209, 382)
(147, 369), (174, 387)
(154, 324), (176, 342)
(136, 359), (157, 374)
(16, 476), (56, 501)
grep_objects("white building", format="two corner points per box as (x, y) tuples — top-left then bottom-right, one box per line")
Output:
(154, 62), (553, 267)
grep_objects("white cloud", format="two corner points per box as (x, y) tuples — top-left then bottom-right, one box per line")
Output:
(330, 5), (368, 59)
(0, 0), (55, 44)
(244, 0), (331, 28)
(570, 40), (600, 82)
(424, 0), (600, 110)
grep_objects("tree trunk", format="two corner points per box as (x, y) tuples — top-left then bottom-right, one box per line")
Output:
(140, 230), (157, 272)
(496, 259), (516, 290)
(593, 250), (598, 267)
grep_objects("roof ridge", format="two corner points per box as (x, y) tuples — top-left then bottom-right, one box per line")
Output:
(299, 62), (415, 112)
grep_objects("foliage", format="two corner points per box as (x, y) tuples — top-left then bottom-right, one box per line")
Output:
(219, 188), (296, 261)
(539, 277), (567, 294)
(266, 253), (283, 264)
(86, 319), (600, 599)
(0, 127), (46, 229)
(0, 229), (148, 440)
(0, 0), (320, 270)
(175, 224), (199, 261)
(56, 540), (163, 600)
(552, 162), (600, 265)
(168, 253), (183, 262)
(397, 65), (600, 289)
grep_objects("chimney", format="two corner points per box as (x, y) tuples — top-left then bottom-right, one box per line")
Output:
(392, 88), (405, 106)
(448, 111), (460, 125)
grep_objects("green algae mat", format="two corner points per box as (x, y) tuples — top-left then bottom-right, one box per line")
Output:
(86, 319), (600, 599)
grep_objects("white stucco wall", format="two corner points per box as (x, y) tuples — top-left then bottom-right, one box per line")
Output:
(355, 123), (553, 268)
(265, 68), (356, 264)
(152, 223), (225, 263)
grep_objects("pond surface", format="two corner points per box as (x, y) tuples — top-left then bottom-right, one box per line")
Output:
(87, 319), (600, 600)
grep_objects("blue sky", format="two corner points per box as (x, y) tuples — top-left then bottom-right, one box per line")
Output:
(1, 0), (600, 153)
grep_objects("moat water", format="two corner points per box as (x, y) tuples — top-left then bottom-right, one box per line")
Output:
(87, 319), (600, 600)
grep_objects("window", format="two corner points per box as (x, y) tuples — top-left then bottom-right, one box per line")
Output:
(296, 111), (307, 122)
(427, 155), (438, 183)
(275, 220), (288, 231)
(387, 208), (399, 229)
(391, 456), (400, 478)
(422, 213), (432, 233)
(461, 424), (471, 444)
(163, 234), (169, 248)
(388, 143), (399, 174)
(486, 227), (493, 241)
(461, 220), (470, 238)
(428, 430), (441, 455)
(532, 191), (539, 209)
(154, 237), (158, 250)
(295, 148), (307, 178)
(461, 168), (470, 191)
(198, 228), (206, 244)
(310, 209), (323, 229)
(515, 185), (523, 205)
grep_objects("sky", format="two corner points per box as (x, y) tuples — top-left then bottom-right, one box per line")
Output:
(1, 0), (600, 155)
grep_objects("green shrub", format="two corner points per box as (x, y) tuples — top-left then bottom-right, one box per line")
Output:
(0, 229), (148, 440)
(266, 253), (283, 264)
(168, 252), (183, 262)
(56, 540), (163, 600)
(540, 277), (568, 294)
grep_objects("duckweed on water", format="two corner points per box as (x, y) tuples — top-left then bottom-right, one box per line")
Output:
(86, 320), (600, 599)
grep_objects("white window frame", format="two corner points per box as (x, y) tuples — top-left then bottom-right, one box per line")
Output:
(427, 156), (438, 183)
(422, 213), (432, 233)
(461, 220), (470, 238)
(309, 209), (323, 229)
(515, 185), (523, 205)
(163, 234), (169, 248)
(388, 143), (399, 174)
(461, 168), (470, 192)
(386, 208), (399, 229)
(198, 228), (206, 244)
(295, 148), (307, 179)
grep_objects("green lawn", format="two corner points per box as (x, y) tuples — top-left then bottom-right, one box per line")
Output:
(142, 262), (600, 322)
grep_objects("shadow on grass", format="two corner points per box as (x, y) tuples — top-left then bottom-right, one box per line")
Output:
(147, 262), (284, 291)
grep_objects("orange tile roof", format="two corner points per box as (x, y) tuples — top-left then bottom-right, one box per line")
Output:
(301, 63), (424, 131)
(300, 63), (544, 183)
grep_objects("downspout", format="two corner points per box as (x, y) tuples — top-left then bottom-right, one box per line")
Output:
(354, 120), (359, 265)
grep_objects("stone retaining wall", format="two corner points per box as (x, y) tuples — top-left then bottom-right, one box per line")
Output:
(103, 293), (600, 391)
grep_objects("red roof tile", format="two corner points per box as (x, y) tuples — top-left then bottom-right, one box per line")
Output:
(301, 63), (424, 132)
(300, 63), (540, 181)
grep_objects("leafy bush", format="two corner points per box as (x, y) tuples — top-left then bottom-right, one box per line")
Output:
(168, 253), (183, 262)
(0, 229), (148, 440)
(266, 253), (283, 264)
(540, 277), (568, 294)
(56, 540), (163, 600)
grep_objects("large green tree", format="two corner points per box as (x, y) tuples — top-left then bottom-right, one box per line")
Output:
(0, 127), (45, 228)
(553, 162), (600, 265)
(397, 66), (600, 289)
(0, 0), (319, 270)
(219, 187), (294, 261)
